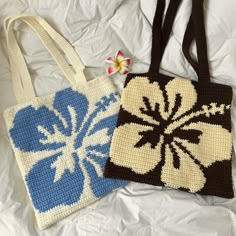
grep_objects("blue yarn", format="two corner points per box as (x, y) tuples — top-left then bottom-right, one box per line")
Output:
(9, 88), (127, 212)
(82, 158), (127, 198)
(25, 152), (84, 212)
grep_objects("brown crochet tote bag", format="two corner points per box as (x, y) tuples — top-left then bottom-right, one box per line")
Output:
(104, 0), (234, 198)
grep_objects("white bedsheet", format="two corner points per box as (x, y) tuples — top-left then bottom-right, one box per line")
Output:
(1, 0), (236, 235)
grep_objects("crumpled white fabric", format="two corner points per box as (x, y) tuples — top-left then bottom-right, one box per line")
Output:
(0, 0), (236, 235)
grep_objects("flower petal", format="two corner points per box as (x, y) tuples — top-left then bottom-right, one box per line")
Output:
(121, 76), (165, 124)
(9, 88), (88, 153)
(110, 123), (163, 174)
(88, 114), (118, 137)
(176, 122), (232, 167)
(161, 143), (206, 192)
(82, 158), (127, 198)
(121, 58), (130, 67)
(25, 153), (84, 212)
(115, 50), (125, 61)
(165, 78), (197, 120)
(53, 87), (88, 135)
(74, 93), (119, 149)
(107, 64), (119, 75)
(9, 105), (65, 152)
(106, 56), (116, 64)
(118, 65), (129, 75)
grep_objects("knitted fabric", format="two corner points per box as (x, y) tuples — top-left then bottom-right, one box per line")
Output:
(4, 75), (128, 229)
(105, 0), (234, 198)
(104, 73), (233, 198)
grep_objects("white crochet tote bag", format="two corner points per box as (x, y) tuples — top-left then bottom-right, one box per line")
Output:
(4, 15), (127, 229)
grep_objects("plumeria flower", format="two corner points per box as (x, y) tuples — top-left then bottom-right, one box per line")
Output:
(106, 50), (130, 75)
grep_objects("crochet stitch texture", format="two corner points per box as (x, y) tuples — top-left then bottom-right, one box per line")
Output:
(104, 74), (233, 198)
(4, 15), (127, 229)
(104, 0), (234, 198)
(5, 78), (127, 229)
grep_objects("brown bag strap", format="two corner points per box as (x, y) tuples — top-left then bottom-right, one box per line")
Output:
(149, 0), (182, 73)
(182, 0), (210, 85)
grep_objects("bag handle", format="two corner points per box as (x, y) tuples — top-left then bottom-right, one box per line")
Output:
(182, 17), (199, 75)
(149, 0), (182, 74)
(4, 15), (87, 103)
(182, 0), (210, 85)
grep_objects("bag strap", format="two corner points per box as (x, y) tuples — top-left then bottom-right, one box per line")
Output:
(182, 17), (199, 75)
(4, 15), (87, 103)
(149, 0), (182, 73)
(182, 0), (210, 85)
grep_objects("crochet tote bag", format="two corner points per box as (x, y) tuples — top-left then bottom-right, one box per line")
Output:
(104, 0), (234, 198)
(4, 15), (127, 229)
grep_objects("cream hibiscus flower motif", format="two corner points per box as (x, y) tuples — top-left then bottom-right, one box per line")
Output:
(110, 77), (232, 193)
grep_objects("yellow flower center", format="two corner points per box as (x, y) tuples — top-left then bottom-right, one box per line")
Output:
(115, 59), (122, 69)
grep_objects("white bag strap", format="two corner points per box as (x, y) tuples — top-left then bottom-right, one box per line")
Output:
(4, 15), (87, 103)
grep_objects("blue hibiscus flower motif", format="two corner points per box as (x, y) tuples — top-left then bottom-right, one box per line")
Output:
(10, 88), (127, 212)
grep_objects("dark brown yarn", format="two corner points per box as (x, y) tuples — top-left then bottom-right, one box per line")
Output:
(149, 0), (182, 74)
(104, 0), (234, 198)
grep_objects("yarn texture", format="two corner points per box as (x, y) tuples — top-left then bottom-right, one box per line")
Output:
(104, 0), (234, 198)
(4, 15), (127, 230)
(104, 74), (233, 198)
(5, 76), (127, 229)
